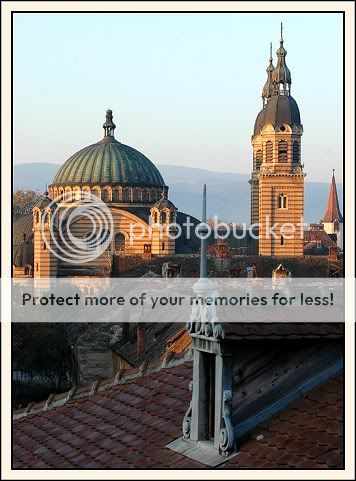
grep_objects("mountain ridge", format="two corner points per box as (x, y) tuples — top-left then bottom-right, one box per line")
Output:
(13, 163), (343, 224)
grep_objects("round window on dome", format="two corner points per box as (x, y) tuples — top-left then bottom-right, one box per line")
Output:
(279, 125), (286, 132)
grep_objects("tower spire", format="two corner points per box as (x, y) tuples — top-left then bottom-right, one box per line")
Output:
(322, 170), (343, 224)
(262, 42), (275, 105)
(272, 23), (291, 95)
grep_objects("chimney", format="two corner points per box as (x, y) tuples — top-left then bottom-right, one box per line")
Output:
(137, 323), (145, 356)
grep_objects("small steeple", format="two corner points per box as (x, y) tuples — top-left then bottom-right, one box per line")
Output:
(262, 42), (275, 105)
(322, 170), (343, 224)
(103, 109), (116, 138)
(272, 22), (292, 95)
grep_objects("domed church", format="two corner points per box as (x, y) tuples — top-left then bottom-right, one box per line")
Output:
(250, 25), (305, 256)
(13, 110), (199, 278)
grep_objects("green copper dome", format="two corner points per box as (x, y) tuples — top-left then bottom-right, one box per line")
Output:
(51, 110), (165, 188)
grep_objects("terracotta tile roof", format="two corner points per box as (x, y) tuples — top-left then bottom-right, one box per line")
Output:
(322, 173), (343, 224)
(304, 228), (336, 248)
(13, 352), (343, 469)
(225, 376), (343, 469)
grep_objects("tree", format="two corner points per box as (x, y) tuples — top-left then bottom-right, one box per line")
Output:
(12, 323), (72, 391)
(13, 189), (41, 220)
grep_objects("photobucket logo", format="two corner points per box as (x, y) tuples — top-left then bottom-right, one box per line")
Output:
(127, 214), (307, 244)
(41, 191), (114, 264)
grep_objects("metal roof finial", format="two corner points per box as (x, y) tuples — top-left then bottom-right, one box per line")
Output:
(103, 109), (116, 138)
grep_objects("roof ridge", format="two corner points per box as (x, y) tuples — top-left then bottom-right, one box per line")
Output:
(13, 349), (192, 420)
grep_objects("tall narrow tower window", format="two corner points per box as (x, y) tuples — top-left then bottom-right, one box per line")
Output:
(114, 233), (126, 252)
(293, 141), (300, 164)
(278, 140), (288, 162)
(255, 150), (262, 169)
(281, 234), (285, 246)
(278, 193), (288, 209)
(265, 141), (273, 162)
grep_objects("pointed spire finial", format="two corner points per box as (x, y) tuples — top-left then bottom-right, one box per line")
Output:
(262, 43), (275, 103)
(199, 184), (208, 279)
(280, 22), (283, 42)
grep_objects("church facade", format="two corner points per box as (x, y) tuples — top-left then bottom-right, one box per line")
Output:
(250, 26), (305, 256)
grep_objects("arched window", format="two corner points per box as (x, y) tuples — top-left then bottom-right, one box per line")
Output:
(154, 212), (158, 224)
(101, 189), (110, 202)
(123, 187), (131, 202)
(151, 189), (158, 203)
(161, 211), (167, 224)
(293, 141), (300, 164)
(43, 242), (47, 250)
(278, 193), (288, 209)
(112, 188), (119, 202)
(114, 233), (126, 252)
(35, 211), (40, 224)
(278, 140), (288, 162)
(255, 150), (263, 169)
(162, 241), (165, 251)
(133, 188), (140, 202)
(266, 141), (273, 162)
(280, 234), (285, 246)
(91, 188), (101, 200)
(142, 189), (148, 203)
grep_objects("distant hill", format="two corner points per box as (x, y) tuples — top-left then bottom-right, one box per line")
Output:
(13, 163), (343, 224)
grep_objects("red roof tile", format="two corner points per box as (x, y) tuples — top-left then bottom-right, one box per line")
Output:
(13, 355), (343, 469)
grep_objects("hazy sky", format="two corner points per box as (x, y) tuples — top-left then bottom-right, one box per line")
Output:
(13, 13), (343, 182)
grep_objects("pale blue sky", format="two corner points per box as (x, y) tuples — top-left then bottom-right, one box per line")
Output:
(13, 13), (343, 182)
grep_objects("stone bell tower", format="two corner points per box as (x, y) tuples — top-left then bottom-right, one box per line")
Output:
(251, 24), (305, 256)
(32, 192), (58, 278)
(149, 193), (177, 255)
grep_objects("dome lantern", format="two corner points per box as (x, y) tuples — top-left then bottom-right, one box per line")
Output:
(103, 109), (116, 138)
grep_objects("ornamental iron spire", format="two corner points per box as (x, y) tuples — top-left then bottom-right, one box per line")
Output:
(272, 22), (292, 95)
(199, 184), (208, 279)
(103, 109), (116, 137)
(262, 42), (275, 105)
